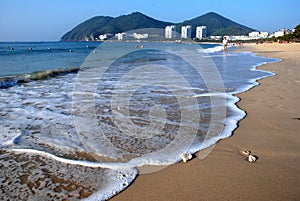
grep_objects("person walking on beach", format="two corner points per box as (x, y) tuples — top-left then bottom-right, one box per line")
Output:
(223, 36), (228, 52)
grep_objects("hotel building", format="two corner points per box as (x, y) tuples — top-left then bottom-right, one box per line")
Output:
(165, 25), (176, 39)
(196, 26), (207, 39)
(116, 33), (127, 40)
(181, 25), (192, 39)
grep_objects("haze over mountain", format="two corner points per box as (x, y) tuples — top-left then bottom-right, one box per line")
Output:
(61, 12), (255, 41)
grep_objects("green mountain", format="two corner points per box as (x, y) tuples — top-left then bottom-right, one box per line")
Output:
(60, 12), (255, 41)
(61, 16), (113, 41)
(61, 12), (171, 41)
(177, 12), (255, 37)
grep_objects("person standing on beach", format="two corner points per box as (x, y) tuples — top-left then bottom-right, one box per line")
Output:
(223, 36), (228, 52)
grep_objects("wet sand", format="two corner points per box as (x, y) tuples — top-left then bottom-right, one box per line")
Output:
(112, 43), (300, 201)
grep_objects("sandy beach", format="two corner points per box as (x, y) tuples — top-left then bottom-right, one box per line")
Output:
(112, 43), (300, 201)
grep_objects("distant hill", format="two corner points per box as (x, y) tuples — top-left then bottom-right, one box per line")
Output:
(177, 12), (255, 37)
(61, 12), (170, 41)
(60, 12), (255, 41)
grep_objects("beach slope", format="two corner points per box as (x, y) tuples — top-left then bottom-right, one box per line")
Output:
(112, 43), (300, 201)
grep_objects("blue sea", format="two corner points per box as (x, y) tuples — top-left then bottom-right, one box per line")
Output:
(0, 41), (278, 200)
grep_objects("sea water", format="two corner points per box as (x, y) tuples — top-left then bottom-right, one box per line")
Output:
(0, 41), (279, 200)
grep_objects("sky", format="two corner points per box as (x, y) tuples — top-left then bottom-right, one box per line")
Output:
(0, 0), (299, 41)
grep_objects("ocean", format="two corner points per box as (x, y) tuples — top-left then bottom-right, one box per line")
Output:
(0, 41), (278, 200)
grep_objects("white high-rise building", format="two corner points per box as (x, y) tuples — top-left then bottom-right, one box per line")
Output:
(116, 33), (127, 40)
(196, 26), (207, 39)
(165, 25), (176, 39)
(181, 25), (192, 39)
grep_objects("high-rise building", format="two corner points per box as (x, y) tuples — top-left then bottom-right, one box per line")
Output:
(196, 26), (207, 39)
(165, 25), (176, 39)
(116, 33), (127, 40)
(181, 25), (192, 39)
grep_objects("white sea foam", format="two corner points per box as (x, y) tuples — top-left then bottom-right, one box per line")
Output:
(202, 45), (224, 53)
(11, 148), (128, 169)
(0, 128), (23, 147)
(82, 168), (138, 201)
(192, 92), (227, 97)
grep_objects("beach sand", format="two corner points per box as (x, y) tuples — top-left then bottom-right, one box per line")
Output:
(111, 43), (300, 201)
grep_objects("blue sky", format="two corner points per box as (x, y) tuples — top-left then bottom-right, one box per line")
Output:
(0, 0), (299, 41)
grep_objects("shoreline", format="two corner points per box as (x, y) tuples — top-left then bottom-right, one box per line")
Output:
(111, 43), (300, 201)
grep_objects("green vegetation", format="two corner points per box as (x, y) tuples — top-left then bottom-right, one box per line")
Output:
(60, 12), (255, 41)
(61, 16), (114, 41)
(278, 24), (300, 42)
(233, 24), (300, 44)
(293, 24), (300, 38)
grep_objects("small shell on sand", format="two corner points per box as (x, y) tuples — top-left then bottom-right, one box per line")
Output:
(242, 150), (251, 156)
(181, 152), (192, 162)
(248, 155), (258, 163)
